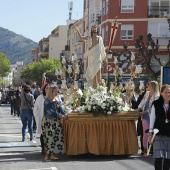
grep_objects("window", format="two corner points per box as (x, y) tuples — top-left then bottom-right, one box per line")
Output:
(105, 25), (108, 40)
(121, 24), (134, 40)
(106, 0), (108, 14)
(121, 0), (134, 13)
(100, 1), (102, 15)
(102, 1), (105, 15)
(90, 13), (93, 23)
(56, 33), (59, 37)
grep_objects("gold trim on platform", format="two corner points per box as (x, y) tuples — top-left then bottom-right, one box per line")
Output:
(67, 111), (139, 120)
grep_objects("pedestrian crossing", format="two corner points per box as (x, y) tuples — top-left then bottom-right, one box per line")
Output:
(0, 141), (30, 147)
(27, 167), (58, 170)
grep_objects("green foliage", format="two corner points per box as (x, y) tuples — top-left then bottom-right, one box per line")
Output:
(0, 52), (11, 77)
(20, 58), (61, 85)
(0, 77), (3, 84)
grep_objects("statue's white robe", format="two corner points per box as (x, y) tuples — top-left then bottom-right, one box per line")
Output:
(85, 36), (106, 86)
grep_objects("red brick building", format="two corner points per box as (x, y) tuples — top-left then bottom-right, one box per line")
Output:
(100, 0), (148, 50)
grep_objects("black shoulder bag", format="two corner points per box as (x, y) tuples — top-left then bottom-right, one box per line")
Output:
(24, 93), (33, 114)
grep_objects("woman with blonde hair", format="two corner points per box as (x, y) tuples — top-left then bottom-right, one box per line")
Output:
(137, 81), (160, 157)
(42, 84), (67, 160)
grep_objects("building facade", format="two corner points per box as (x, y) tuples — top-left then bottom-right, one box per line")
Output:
(99, 0), (148, 50)
(49, 25), (68, 60)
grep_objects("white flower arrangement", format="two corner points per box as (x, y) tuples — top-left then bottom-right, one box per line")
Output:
(63, 85), (130, 115)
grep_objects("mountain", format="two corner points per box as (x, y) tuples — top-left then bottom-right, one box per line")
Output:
(0, 27), (38, 64)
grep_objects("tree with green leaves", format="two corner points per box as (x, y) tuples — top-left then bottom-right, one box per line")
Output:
(20, 58), (61, 85)
(0, 52), (11, 78)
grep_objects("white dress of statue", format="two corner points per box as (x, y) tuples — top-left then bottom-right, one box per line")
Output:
(73, 25), (106, 89)
(85, 36), (106, 87)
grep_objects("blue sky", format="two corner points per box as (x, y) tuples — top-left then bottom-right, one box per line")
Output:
(0, 0), (83, 42)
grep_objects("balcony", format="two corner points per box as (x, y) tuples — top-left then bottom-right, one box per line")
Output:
(41, 54), (49, 59)
(148, 6), (170, 18)
(152, 36), (170, 46)
(42, 38), (49, 44)
(43, 47), (49, 52)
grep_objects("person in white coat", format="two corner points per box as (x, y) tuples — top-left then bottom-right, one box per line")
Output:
(33, 83), (48, 154)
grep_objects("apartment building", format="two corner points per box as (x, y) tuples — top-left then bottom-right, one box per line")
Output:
(147, 0), (170, 73)
(81, 0), (170, 78)
(38, 38), (49, 60)
(32, 25), (68, 61)
(99, 0), (148, 50)
(3, 62), (24, 86)
(82, 0), (101, 78)
(148, 0), (170, 48)
(31, 47), (39, 62)
(49, 25), (68, 60)
(64, 19), (78, 60)
(71, 19), (84, 59)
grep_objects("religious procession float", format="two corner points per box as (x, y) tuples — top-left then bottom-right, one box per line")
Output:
(52, 18), (146, 155)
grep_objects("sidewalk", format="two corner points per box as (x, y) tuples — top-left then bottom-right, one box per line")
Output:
(0, 104), (42, 162)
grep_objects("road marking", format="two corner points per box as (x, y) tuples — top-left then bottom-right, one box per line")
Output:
(0, 142), (29, 147)
(51, 168), (58, 170)
(0, 134), (22, 137)
(0, 152), (24, 156)
(27, 167), (58, 170)
(0, 158), (26, 162)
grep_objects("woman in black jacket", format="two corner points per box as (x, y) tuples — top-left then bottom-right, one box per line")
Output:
(149, 84), (170, 170)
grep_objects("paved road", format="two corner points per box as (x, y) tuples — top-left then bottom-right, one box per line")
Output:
(0, 104), (155, 170)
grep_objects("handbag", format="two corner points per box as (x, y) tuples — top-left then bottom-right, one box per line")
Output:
(24, 93), (33, 114)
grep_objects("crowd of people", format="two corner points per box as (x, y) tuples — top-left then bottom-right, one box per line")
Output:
(0, 24), (169, 169)
(1, 80), (170, 169)
(121, 81), (170, 170)
(8, 82), (67, 160)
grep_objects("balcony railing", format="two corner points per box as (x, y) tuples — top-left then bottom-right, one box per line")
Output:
(42, 38), (49, 44)
(41, 54), (49, 59)
(148, 6), (170, 18)
(43, 47), (49, 52)
(152, 36), (170, 46)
